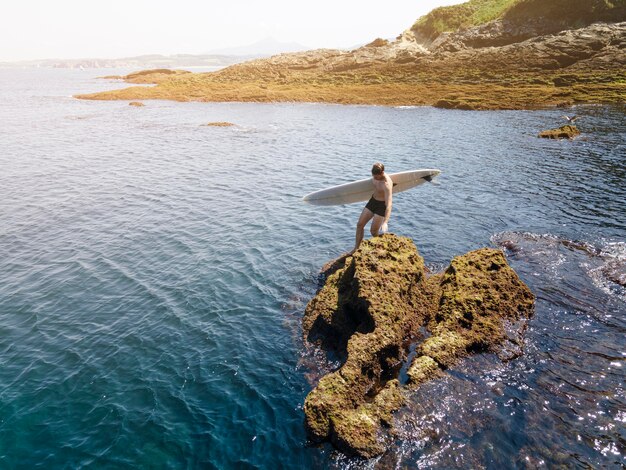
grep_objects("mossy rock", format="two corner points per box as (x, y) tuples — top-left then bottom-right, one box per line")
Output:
(434, 98), (479, 110)
(420, 330), (469, 367)
(426, 248), (535, 363)
(538, 125), (580, 139)
(330, 408), (383, 458)
(205, 121), (235, 127)
(303, 238), (535, 458)
(303, 235), (431, 453)
(329, 380), (405, 458)
(553, 75), (579, 87)
(407, 355), (441, 386)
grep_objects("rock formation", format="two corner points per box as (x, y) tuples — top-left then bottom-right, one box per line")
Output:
(105, 68), (192, 84)
(303, 234), (534, 457)
(538, 124), (580, 139)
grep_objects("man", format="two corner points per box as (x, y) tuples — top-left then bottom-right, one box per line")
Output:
(350, 162), (393, 254)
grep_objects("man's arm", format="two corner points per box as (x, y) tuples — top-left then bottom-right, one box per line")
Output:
(383, 178), (393, 224)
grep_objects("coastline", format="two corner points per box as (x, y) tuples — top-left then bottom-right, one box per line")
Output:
(74, 69), (626, 111)
(74, 21), (626, 111)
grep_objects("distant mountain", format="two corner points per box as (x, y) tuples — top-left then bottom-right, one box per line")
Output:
(206, 37), (310, 56)
(1, 38), (311, 70)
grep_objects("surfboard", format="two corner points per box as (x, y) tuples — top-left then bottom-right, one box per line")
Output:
(303, 169), (441, 206)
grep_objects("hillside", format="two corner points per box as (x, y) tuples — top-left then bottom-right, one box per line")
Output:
(76, 0), (626, 110)
(411, 0), (521, 41)
(412, 0), (626, 42)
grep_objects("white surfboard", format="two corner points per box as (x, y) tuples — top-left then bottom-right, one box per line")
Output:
(303, 169), (441, 206)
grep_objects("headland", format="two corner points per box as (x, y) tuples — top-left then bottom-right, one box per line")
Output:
(76, 0), (626, 110)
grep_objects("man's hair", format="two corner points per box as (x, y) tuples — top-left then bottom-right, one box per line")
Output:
(371, 162), (384, 175)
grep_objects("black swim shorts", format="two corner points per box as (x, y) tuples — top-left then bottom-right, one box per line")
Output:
(365, 196), (386, 217)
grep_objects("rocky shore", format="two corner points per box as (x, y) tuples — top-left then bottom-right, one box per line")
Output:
(303, 234), (534, 457)
(76, 18), (625, 110)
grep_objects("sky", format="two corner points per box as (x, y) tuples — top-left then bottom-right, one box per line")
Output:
(0, 0), (466, 61)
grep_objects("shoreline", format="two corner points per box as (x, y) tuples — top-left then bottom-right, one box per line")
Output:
(75, 70), (626, 111)
(74, 20), (626, 111)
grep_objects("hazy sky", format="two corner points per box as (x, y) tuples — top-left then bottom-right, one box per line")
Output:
(1, 0), (465, 61)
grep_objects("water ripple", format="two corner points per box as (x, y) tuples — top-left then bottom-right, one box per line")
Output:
(0, 69), (624, 468)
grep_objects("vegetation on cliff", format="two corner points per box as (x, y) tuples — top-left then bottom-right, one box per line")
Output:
(411, 0), (520, 40)
(303, 235), (535, 457)
(411, 0), (626, 41)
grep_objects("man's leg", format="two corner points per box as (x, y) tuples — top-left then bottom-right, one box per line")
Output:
(351, 207), (374, 254)
(370, 214), (384, 237)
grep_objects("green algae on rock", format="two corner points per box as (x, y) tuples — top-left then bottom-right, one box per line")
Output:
(204, 122), (235, 127)
(303, 235), (535, 458)
(303, 235), (431, 456)
(420, 248), (535, 369)
(538, 125), (581, 139)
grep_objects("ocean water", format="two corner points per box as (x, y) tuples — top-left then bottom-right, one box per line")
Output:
(0, 68), (624, 468)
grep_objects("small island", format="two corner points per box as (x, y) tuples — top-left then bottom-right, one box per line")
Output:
(538, 124), (581, 139)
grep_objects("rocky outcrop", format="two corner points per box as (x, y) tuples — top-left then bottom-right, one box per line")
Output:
(128, 101), (145, 107)
(102, 68), (192, 84)
(211, 21), (624, 76)
(538, 124), (580, 139)
(76, 4), (626, 109)
(303, 235), (433, 457)
(436, 23), (626, 71)
(303, 235), (534, 457)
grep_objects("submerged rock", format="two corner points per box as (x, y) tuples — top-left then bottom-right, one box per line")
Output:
(204, 122), (235, 127)
(303, 234), (534, 458)
(128, 101), (145, 107)
(538, 125), (580, 139)
(602, 261), (626, 287)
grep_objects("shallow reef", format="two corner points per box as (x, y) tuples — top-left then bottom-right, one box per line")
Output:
(302, 234), (535, 458)
(538, 124), (581, 139)
(204, 122), (235, 127)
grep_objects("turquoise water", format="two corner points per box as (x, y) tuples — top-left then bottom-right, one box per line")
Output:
(0, 69), (624, 468)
